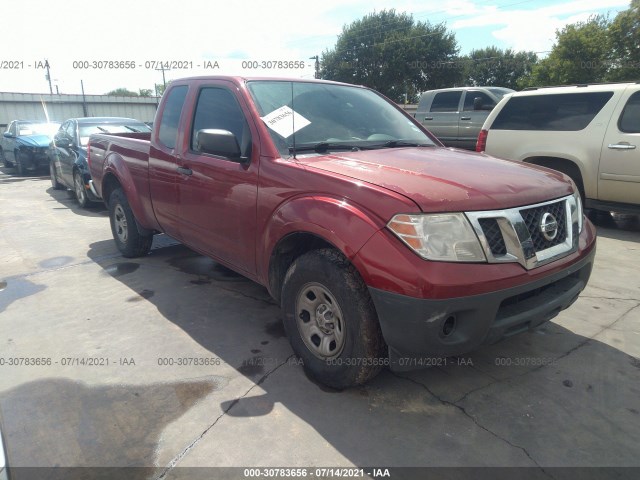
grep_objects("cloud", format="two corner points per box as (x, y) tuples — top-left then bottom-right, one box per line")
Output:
(452, 0), (628, 53)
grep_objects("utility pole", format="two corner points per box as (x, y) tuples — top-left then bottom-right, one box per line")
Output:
(44, 59), (53, 94)
(80, 80), (88, 117)
(309, 55), (320, 79)
(155, 65), (171, 89)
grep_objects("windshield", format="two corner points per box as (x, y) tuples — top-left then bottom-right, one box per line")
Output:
(78, 122), (151, 146)
(487, 88), (515, 99)
(17, 122), (61, 138)
(247, 81), (435, 156)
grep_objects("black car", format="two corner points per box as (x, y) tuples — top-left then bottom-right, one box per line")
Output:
(49, 117), (151, 207)
(0, 120), (60, 175)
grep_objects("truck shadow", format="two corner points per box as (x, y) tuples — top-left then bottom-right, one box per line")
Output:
(588, 210), (640, 242)
(45, 185), (108, 218)
(53, 234), (640, 471)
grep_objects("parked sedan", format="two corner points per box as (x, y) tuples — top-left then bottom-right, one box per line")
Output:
(0, 120), (61, 175)
(49, 117), (151, 207)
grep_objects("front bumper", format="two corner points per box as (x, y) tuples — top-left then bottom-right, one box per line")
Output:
(18, 149), (49, 169)
(369, 243), (595, 371)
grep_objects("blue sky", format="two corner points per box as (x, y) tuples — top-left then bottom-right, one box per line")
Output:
(0, 0), (630, 95)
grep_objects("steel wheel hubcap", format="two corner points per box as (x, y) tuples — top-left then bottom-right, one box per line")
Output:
(114, 205), (128, 243)
(295, 283), (345, 359)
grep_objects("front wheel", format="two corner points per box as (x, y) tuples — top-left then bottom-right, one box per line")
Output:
(74, 171), (90, 207)
(14, 151), (25, 176)
(50, 161), (64, 190)
(108, 188), (153, 257)
(0, 148), (10, 167)
(281, 249), (386, 389)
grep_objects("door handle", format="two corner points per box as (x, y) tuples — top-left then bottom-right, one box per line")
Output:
(460, 116), (471, 120)
(608, 143), (636, 150)
(424, 117), (433, 121)
(177, 166), (193, 176)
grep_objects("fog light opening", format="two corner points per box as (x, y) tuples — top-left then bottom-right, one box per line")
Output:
(442, 315), (457, 337)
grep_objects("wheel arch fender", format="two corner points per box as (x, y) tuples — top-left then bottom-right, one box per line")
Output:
(262, 195), (383, 303)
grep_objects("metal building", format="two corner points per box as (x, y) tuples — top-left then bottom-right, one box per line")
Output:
(0, 92), (159, 128)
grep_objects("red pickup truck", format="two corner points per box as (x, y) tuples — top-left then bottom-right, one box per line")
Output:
(88, 76), (596, 388)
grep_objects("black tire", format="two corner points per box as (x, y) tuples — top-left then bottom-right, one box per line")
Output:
(73, 170), (90, 208)
(108, 188), (153, 258)
(14, 151), (25, 176)
(281, 248), (386, 389)
(50, 161), (64, 190)
(0, 148), (10, 167)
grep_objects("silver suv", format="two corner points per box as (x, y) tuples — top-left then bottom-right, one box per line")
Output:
(415, 87), (514, 150)
(478, 82), (640, 214)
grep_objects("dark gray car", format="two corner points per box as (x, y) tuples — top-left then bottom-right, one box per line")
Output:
(415, 87), (513, 150)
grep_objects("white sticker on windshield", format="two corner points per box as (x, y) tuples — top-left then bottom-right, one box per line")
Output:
(261, 106), (311, 138)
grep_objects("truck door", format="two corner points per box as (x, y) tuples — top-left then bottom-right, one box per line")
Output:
(599, 89), (640, 206)
(149, 84), (189, 239)
(177, 82), (258, 275)
(420, 91), (462, 147)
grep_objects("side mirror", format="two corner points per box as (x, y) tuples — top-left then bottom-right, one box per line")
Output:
(54, 136), (71, 148)
(196, 129), (246, 162)
(3, 132), (13, 138)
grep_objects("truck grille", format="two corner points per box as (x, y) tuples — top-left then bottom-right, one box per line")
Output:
(478, 218), (507, 256)
(520, 200), (567, 251)
(466, 195), (580, 270)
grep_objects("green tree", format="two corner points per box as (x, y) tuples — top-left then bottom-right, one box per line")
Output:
(461, 47), (538, 89)
(138, 88), (153, 97)
(154, 82), (171, 96)
(607, 0), (640, 81)
(321, 10), (460, 102)
(106, 87), (139, 97)
(526, 16), (611, 87)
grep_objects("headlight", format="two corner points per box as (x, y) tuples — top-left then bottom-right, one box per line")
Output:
(572, 192), (583, 234)
(387, 213), (486, 262)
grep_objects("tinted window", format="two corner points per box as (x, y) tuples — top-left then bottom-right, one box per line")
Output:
(158, 85), (188, 149)
(619, 91), (640, 134)
(190, 87), (249, 157)
(430, 92), (462, 112)
(463, 91), (496, 111)
(492, 92), (614, 131)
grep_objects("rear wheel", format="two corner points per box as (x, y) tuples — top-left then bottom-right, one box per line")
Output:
(74, 171), (90, 207)
(108, 188), (153, 257)
(281, 248), (386, 389)
(50, 161), (64, 190)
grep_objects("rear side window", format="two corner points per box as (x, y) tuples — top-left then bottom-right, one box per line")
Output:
(619, 91), (640, 133)
(158, 85), (188, 149)
(430, 92), (462, 112)
(491, 92), (614, 131)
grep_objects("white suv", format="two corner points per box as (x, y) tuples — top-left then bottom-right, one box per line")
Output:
(477, 83), (640, 213)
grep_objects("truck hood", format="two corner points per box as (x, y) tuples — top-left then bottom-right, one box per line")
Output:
(297, 147), (574, 212)
(16, 135), (51, 148)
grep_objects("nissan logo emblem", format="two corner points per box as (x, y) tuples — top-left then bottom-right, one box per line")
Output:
(540, 212), (558, 241)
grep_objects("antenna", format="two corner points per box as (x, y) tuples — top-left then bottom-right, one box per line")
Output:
(290, 81), (297, 159)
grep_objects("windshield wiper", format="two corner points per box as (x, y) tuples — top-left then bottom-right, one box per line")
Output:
(371, 140), (435, 149)
(290, 142), (364, 154)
